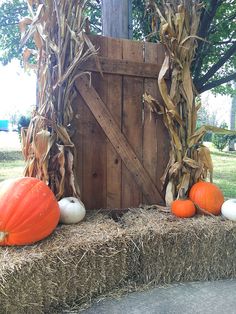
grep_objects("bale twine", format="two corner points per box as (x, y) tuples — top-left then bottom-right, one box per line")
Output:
(0, 208), (236, 313)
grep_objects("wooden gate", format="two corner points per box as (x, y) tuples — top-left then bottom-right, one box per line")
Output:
(73, 35), (170, 210)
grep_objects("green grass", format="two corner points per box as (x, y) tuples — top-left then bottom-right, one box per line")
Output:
(0, 146), (236, 198)
(0, 151), (25, 182)
(211, 149), (236, 199)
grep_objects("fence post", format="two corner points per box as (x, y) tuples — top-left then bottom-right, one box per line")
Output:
(102, 0), (133, 39)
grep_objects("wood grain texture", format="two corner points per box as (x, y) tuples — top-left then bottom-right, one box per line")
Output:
(122, 40), (144, 207)
(106, 38), (123, 208)
(75, 76), (164, 204)
(73, 35), (170, 209)
(78, 56), (169, 79)
(143, 42), (159, 204)
(102, 0), (132, 39)
(81, 36), (108, 209)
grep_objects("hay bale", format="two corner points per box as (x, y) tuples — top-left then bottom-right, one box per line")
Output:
(0, 209), (236, 313)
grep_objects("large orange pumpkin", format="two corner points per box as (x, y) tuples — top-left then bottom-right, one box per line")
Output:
(189, 181), (224, 215)
(0, 177), (60, 246)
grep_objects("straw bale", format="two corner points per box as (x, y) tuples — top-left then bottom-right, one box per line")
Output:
(0, 209), (236, 313)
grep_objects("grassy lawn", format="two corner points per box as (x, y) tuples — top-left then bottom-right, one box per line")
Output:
(0, 151), (25, 182)
(0, 132), (25, 181)
(211, 150), (236, 199)
(0, 134), (236, 199)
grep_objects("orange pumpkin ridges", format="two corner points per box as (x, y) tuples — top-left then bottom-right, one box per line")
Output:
(171, 199), (196, 218)
(189, 181), (224, 216)
(0, 177), (60, 246)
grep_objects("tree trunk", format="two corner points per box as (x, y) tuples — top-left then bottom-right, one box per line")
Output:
(102, 0), (132, 39)
(229, 83), (236, 151)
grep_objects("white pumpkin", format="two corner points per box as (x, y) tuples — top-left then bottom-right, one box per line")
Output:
(58, 197), (86, 224)
(221, 199), (236, 221)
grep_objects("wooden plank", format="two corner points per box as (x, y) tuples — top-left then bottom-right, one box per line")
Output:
(122, 40), (144, 207)
(154, 44), (170, 195)
(80, 36), (108, 209)
(102, 0), (132, 39)
(71, 93), (84, 200)
(75, 75), (164, 204)
(106, 38), (123, 208)
(78, 56), (168, 79)
(143, 42), (161, 204)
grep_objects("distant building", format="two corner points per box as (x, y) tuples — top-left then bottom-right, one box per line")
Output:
(0, 120), (9, 131)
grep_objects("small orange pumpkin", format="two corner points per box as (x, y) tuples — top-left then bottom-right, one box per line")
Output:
(189, 181), (224, 215)
(171, 199), (196, 218)
(0, 177), (60, 246)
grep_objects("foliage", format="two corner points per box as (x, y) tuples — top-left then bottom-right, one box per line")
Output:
(17, 115), (30, 133)
(0, 0), (235, 95)
(210, 147), (236, 198)
(212, 122), (230, 151)
(192, 0), (236, 96)
(0, 0), (28, 65)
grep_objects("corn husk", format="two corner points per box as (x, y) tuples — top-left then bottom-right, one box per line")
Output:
(146, 1), (236, 201)
(20, 0), (95, 199)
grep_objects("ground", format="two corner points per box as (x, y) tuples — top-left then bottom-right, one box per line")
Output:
(0, 132), (236, 198)
(0, 131), (25, 181)
(80, 279), (236, 314)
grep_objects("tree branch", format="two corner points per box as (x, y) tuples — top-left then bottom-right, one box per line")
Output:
(197, 72), (236, 93)
(193, 0), (222, 81)
(195, 42), (236, 89)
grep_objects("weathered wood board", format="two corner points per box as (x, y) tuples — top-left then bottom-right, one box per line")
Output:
(74, 35), (170, 209)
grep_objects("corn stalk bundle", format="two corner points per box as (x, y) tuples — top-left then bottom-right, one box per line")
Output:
(20, 0), (95, 199)
(144, 0), (217, 204)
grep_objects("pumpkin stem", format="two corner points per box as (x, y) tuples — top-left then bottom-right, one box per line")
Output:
(0, 231), (7, 242)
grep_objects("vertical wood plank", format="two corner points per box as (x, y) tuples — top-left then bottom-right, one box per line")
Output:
(143, 42), (163, 204)
(81, 36), (108, 209)
(155, 44), (170, 199)
(106, 38), (123, 208)
(122, 40), (144, 208)
(102, 0), (132, 39)
(71, 92), (84, 199)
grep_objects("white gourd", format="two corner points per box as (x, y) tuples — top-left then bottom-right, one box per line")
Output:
(58, 197), (86, 224)
(221, 199), (236, 221)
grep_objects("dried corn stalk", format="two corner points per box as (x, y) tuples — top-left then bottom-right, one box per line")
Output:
(145, 0), (213, 203)
(20, 0), (95, 199)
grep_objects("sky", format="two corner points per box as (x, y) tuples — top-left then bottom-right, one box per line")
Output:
(201, 91), (232, 127)
(0, 59), (233, 127)
(0, 59), (36, 120)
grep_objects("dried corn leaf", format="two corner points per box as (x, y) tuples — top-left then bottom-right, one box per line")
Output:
(158, 54), (183, 126)
(21, 0), (92, 199)
(55, 125), (74, 147)
(165, 180), (175, 206)
(177, 172), (190, 197)
(32, 130), (51, 161)
(197, 145), (213, 182)
(55, 145), (66, 199)
(19, 17), (32, 36)
(183, 156), (199, 169)
(169, 161), (182, 177)
(146, 0), (204, 201)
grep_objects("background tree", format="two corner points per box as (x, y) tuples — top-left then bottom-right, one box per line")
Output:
(0, 0), (28, 64)
(229, 82), (236, 150)
(0, 0), (235, 96)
